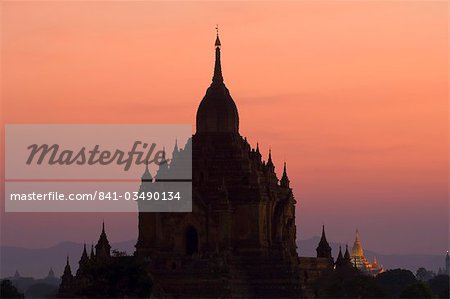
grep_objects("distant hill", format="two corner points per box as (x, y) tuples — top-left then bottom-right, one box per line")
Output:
(298, 236), (444, 273)
(1, 237), (444, 278)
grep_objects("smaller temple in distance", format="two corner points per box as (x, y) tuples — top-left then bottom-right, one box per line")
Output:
(437, 250), (450, 276)
(58, 222), (114, 298)
(351, 229), (383, 276)
(57, 222), (152, 298)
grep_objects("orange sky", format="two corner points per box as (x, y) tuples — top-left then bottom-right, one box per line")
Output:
(1, 1), (448, 255)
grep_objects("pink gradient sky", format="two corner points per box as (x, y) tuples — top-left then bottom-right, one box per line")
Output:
(1, 1), (448, 255)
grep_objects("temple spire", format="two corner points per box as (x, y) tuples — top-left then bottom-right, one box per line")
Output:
(316, 225), (332, 259)
(215, 25), (221, 47)
(141, 160), (152, 181)
(344, 244), (354, 268)
(196, 29), (239, 133)
(335, 246), (345, 269)
(267, 149), (274, 172)
(90, 244), (95, 259)
(77, 244), (89, 276)
(64, 256), (72, 275)
(60, 255), (73, 292)
(212, 25), (223, 85)
(62, 256), (72, 281)
(82, 243), (88, 256)
(96, 222), (111, 260)
(352, 228), (364, 257)
(344, 244), (351, 261)
(173, 139), (179, 154)
(280, 162), (290, 188)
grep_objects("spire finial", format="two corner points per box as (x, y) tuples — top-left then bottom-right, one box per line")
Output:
(212, 26), (223, 84)
(215, 25), (221, 47)
(102, 221), (105, 233)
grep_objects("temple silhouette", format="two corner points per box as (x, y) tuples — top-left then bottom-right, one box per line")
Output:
(56, 32), (365, 298)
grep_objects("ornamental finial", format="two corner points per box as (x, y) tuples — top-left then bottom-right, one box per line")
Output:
(215, 25), (221, 47)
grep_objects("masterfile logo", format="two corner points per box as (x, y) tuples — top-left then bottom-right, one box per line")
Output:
(25, 141), (166, 171)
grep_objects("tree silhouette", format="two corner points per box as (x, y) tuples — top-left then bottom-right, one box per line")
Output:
(428, 275), (450, 299)
(314, 268), (386, 298)
(0, 279), (24, 298)
(376, 269), (417, 297)
(400, 282), (435, 298)
(76, 257), (152, 298)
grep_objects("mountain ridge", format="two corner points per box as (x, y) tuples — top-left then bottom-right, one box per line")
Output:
(1, 237), (444, 278)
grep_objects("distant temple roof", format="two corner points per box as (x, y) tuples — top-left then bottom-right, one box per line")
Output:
(47, 268), (55, 278)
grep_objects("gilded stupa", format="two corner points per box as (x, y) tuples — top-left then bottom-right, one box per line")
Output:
(351, 229), (383, 275)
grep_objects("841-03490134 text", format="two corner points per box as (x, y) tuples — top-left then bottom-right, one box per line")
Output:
(9, 191), (182, 201)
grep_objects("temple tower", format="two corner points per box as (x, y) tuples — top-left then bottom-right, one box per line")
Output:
(58, 256), (74, 297)
(135, 30), (301, 298)
(95, 222), (111, 260)
(316, 225), (332, 259)
(196, 30), (239, 134)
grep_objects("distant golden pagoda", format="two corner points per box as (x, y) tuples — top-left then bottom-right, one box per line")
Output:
(351, 229), (383, 276)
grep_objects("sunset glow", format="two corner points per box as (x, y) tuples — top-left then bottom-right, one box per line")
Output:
(1, 1), (448, 255)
